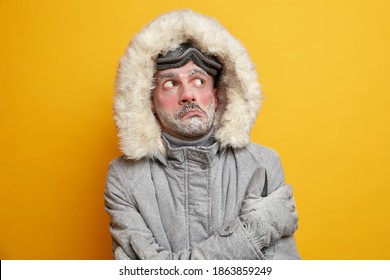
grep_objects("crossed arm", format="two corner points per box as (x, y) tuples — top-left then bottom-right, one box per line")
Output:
(104, 162), (299, 260)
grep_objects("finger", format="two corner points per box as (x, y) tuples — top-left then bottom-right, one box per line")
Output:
(284, 184), (293, 199)
(293, 216), (299, 232)
(290, 197), (296, 212)
(292, 210), (298, 223)
(284, 213), (298, 236)
(272, 184), (293, 200)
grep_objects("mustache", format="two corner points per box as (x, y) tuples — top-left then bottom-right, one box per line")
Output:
(174, 103), (207, 120)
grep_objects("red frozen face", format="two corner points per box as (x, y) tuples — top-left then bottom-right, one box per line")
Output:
(152, 60), (218, 140)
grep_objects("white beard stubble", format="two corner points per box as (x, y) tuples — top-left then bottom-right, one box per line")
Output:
(155, 97), (216, 139)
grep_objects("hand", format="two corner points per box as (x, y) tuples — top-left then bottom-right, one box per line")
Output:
(240, 184), (298, 247)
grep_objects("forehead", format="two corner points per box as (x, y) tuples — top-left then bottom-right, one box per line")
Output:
(155, 60), (208, 78)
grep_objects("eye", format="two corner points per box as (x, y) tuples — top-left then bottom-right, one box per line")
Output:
(193, 78), (205, 87)
(162, 80), (176, 89)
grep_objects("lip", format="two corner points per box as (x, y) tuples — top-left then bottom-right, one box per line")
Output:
(180, 109), (205, 120)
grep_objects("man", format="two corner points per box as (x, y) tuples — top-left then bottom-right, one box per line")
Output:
(105, 10), (300, 259)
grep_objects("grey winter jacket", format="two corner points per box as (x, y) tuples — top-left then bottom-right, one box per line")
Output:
(104, 135), (300, 259)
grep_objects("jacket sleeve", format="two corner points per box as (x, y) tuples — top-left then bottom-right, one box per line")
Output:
(105, 160), (263, 260)
(260, 150), (301, 260)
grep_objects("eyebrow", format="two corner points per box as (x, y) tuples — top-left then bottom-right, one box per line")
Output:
(156, 67), (209, 81)
(189, 68), (208, 76)
(156, 72), (177, 80)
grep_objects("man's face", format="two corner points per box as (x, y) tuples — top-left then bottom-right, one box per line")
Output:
(152, 60), (218, 140)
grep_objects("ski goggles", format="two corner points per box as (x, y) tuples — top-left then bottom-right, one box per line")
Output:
(156, 43), (222, 77)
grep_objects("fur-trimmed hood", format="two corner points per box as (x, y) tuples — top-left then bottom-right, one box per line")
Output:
(114, 10), (262, 160)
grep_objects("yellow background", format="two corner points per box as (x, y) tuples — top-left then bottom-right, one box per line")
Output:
(1, 0), (389, 259)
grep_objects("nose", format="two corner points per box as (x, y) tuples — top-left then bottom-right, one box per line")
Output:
(179, 84), (196, 104)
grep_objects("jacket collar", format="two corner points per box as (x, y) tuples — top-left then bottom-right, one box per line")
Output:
(161, 130), (215, 148)
(156, 131), (220, 168)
